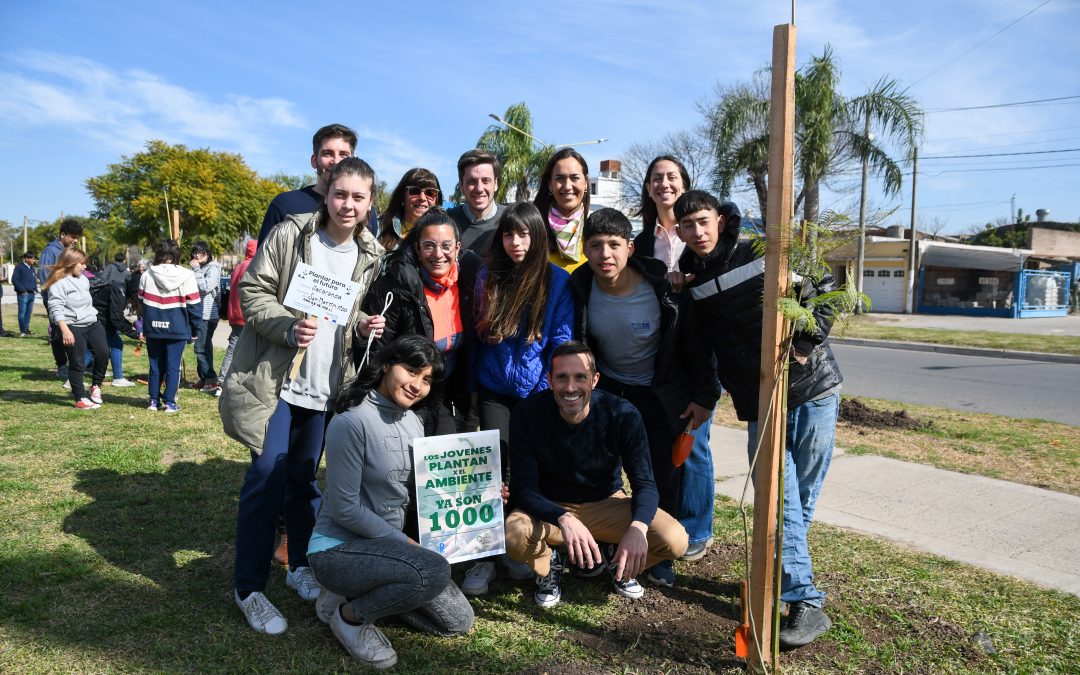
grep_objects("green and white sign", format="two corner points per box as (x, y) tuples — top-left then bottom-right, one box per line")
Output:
(413, 430), (504, 564)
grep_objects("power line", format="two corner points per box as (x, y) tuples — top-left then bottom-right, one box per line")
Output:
(908, 0), (1052, 88)
(928, 125), (1080, 143)
(920, 147), (1080, 159)
(926, 95), (1080, 114)
(910, 162), (1080, 177)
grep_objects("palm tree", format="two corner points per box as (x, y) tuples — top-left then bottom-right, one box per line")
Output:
(704, 47), (923, 225)
(475, 102), (551, 203)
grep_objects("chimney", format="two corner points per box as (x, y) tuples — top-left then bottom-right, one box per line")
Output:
(1036, 208), (1050, 222)
(599, 160), (621, 177)
(886, 225), (904, 238)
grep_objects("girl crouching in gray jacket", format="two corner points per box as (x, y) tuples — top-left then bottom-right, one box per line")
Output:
(308, 335), (474, 669)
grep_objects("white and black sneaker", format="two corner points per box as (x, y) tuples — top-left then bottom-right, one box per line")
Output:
(234, 590), (287, 635)
(534, 548), (564, 608)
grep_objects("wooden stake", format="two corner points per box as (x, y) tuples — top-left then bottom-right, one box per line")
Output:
(288, 315), (318, 380)
(749, 22), (797, 674)
(171, 209), (181, 244)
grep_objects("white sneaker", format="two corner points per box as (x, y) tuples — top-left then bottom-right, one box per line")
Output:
(330, 608), (397, 670)
(62, 379), (71, 389)
(285, 566), (321, 601)
(111, 378), (136, 387)
(502, 553), (535, 581)
(316, 587), (347, 624)
(461, 560), (497, 596)
(234, 590), (287, 635)
(89, 385), (103, 404)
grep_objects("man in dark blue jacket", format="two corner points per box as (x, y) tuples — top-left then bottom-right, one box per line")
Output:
(675, 190), (843, 648)
(505, 341), (688, 608)
(257, 124), (378, 245)
(12, 251), (38, 336)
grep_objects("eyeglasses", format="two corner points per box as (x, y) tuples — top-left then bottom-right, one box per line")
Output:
(419, 240), (457, 254)
(406, 186), (440, 200)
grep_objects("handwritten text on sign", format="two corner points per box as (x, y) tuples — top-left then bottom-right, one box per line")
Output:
(282, 262), (361, 325)
(413, 430), (504, 565)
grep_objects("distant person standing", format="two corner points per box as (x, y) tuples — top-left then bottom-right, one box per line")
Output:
(41, 248), (109, 409)
(90, 252), (139, 387)
(189, 241), (222, 393)
(257, 123), (378, 245)
(38, 218), (84, 381)
(13, 251), (38, 336)
(219, 239), (257, 383)
(447, 149), (507, 254)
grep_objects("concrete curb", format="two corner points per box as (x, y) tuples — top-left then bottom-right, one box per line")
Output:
(832, 337), (1080, 365)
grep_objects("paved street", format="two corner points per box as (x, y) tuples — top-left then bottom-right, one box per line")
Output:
(831, 342), (1080, 425)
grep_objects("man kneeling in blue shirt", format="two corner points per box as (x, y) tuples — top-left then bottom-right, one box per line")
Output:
(505, 341), (688, 607)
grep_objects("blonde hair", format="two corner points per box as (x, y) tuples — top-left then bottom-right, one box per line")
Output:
(42, 247), (88, 291)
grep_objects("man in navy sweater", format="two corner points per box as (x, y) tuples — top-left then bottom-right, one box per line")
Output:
(12, 251), (38, 336)
(256, 123), (378, 245)
(505, 341), (688, 608)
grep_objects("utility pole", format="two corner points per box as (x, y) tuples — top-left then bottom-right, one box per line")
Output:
(23, 216), (29, 254)
(855, 109), (872, 314)
(904, 147), (919, 314)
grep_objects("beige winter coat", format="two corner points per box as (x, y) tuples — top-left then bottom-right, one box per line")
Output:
(219, 212), (383, 454)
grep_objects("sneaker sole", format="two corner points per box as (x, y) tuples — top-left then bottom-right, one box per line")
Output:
(329, 618), (398, 669)
(534, 593), (561, 608)
(461, 582), (490, 597)
(646, 573), (675, 588)
(680, 546), (710, 562)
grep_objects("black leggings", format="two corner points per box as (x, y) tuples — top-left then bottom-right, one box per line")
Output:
(65, 322), (108, 400)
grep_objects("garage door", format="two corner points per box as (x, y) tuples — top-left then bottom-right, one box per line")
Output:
(863, 268), (906, 313)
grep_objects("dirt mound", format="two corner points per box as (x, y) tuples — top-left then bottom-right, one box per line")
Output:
(840, 397), (932, 431)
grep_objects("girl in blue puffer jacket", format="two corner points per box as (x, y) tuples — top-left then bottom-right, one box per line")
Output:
(472, 203), (573, 467)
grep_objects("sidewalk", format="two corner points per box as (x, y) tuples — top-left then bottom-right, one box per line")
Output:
(708, 423), (1080, 598)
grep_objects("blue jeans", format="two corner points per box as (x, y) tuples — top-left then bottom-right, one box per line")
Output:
(146, 338), (186, 405)
(105, 329), (124, 380)
(17, 293), (34, 333)
(309, 537), (473, 635)
(194, 318), (218, 381)
(678, 413), (716, 545)
(234, 400), (326, 593)
(747, 391), (839, 608)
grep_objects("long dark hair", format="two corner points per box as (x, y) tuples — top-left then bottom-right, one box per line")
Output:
(478, 203), (551, 344)
(318, 157), (377, 241)
(379, 168), (443, 251)
(335, 334), (446, 415)
(532, 148), (590, 253)
(636, 155), (691, 232)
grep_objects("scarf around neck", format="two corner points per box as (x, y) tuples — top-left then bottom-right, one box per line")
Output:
(548, 206), (585, 261)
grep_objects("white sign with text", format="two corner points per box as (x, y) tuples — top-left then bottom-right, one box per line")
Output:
(282, 262), (361, 324)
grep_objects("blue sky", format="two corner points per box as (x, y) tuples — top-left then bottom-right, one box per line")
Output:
(2, 0), (1078, 237)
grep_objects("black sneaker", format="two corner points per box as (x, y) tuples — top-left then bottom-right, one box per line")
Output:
(567, 546), (608, 578)
(778, 602), (831, 647)
(534, 548), (564, 608)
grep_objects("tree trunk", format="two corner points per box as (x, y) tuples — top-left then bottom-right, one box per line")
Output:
(752, 171), (768, 224)
(802, 179), (820, 224)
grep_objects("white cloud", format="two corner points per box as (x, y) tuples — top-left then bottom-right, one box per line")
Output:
(353, 127), (456, 190)
(0, 51), (304, 155)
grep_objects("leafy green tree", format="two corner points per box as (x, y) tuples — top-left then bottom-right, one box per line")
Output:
(266, 171), (313, 191)
(703, 47), (923, 224)
(86, 140), (283, 249)
(476, 102), (551, 202)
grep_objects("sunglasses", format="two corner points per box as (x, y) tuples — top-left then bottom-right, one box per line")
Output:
(406, 185), (440, 200)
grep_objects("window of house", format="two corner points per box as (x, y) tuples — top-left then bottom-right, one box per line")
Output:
(893, 270), (905, 278)
(877, 270), (891, 277)
(863, 269), (875, 277)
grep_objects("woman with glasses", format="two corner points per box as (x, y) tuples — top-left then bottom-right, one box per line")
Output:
(359, 208), (481, 435)
(377, 168), (443, 251)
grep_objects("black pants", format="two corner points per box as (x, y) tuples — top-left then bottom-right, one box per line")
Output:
(42, 291), (69, 368)
(598, 376), (682, 516)
(66, 322), (108, 401)
(477, 386), (522, 512)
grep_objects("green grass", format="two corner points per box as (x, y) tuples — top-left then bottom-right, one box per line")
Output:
(2, 307), (1079, 673)
(840, 315), (1080, 355)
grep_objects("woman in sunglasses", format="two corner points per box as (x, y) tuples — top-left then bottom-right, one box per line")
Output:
(359, 208), (481, 435)
(377, 168), (443, 251)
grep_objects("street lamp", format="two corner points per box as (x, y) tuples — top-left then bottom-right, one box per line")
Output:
(487, 113), (607, 149)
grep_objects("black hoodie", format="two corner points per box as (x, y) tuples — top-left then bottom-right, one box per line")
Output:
(678, 203), (842, 421)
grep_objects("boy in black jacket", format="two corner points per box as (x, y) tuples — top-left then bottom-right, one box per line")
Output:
(675, 190), (843, 648)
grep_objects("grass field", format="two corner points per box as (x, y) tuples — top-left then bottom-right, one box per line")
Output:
(839, 315), (1080, 356)
(2, 313), (1078, 673)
